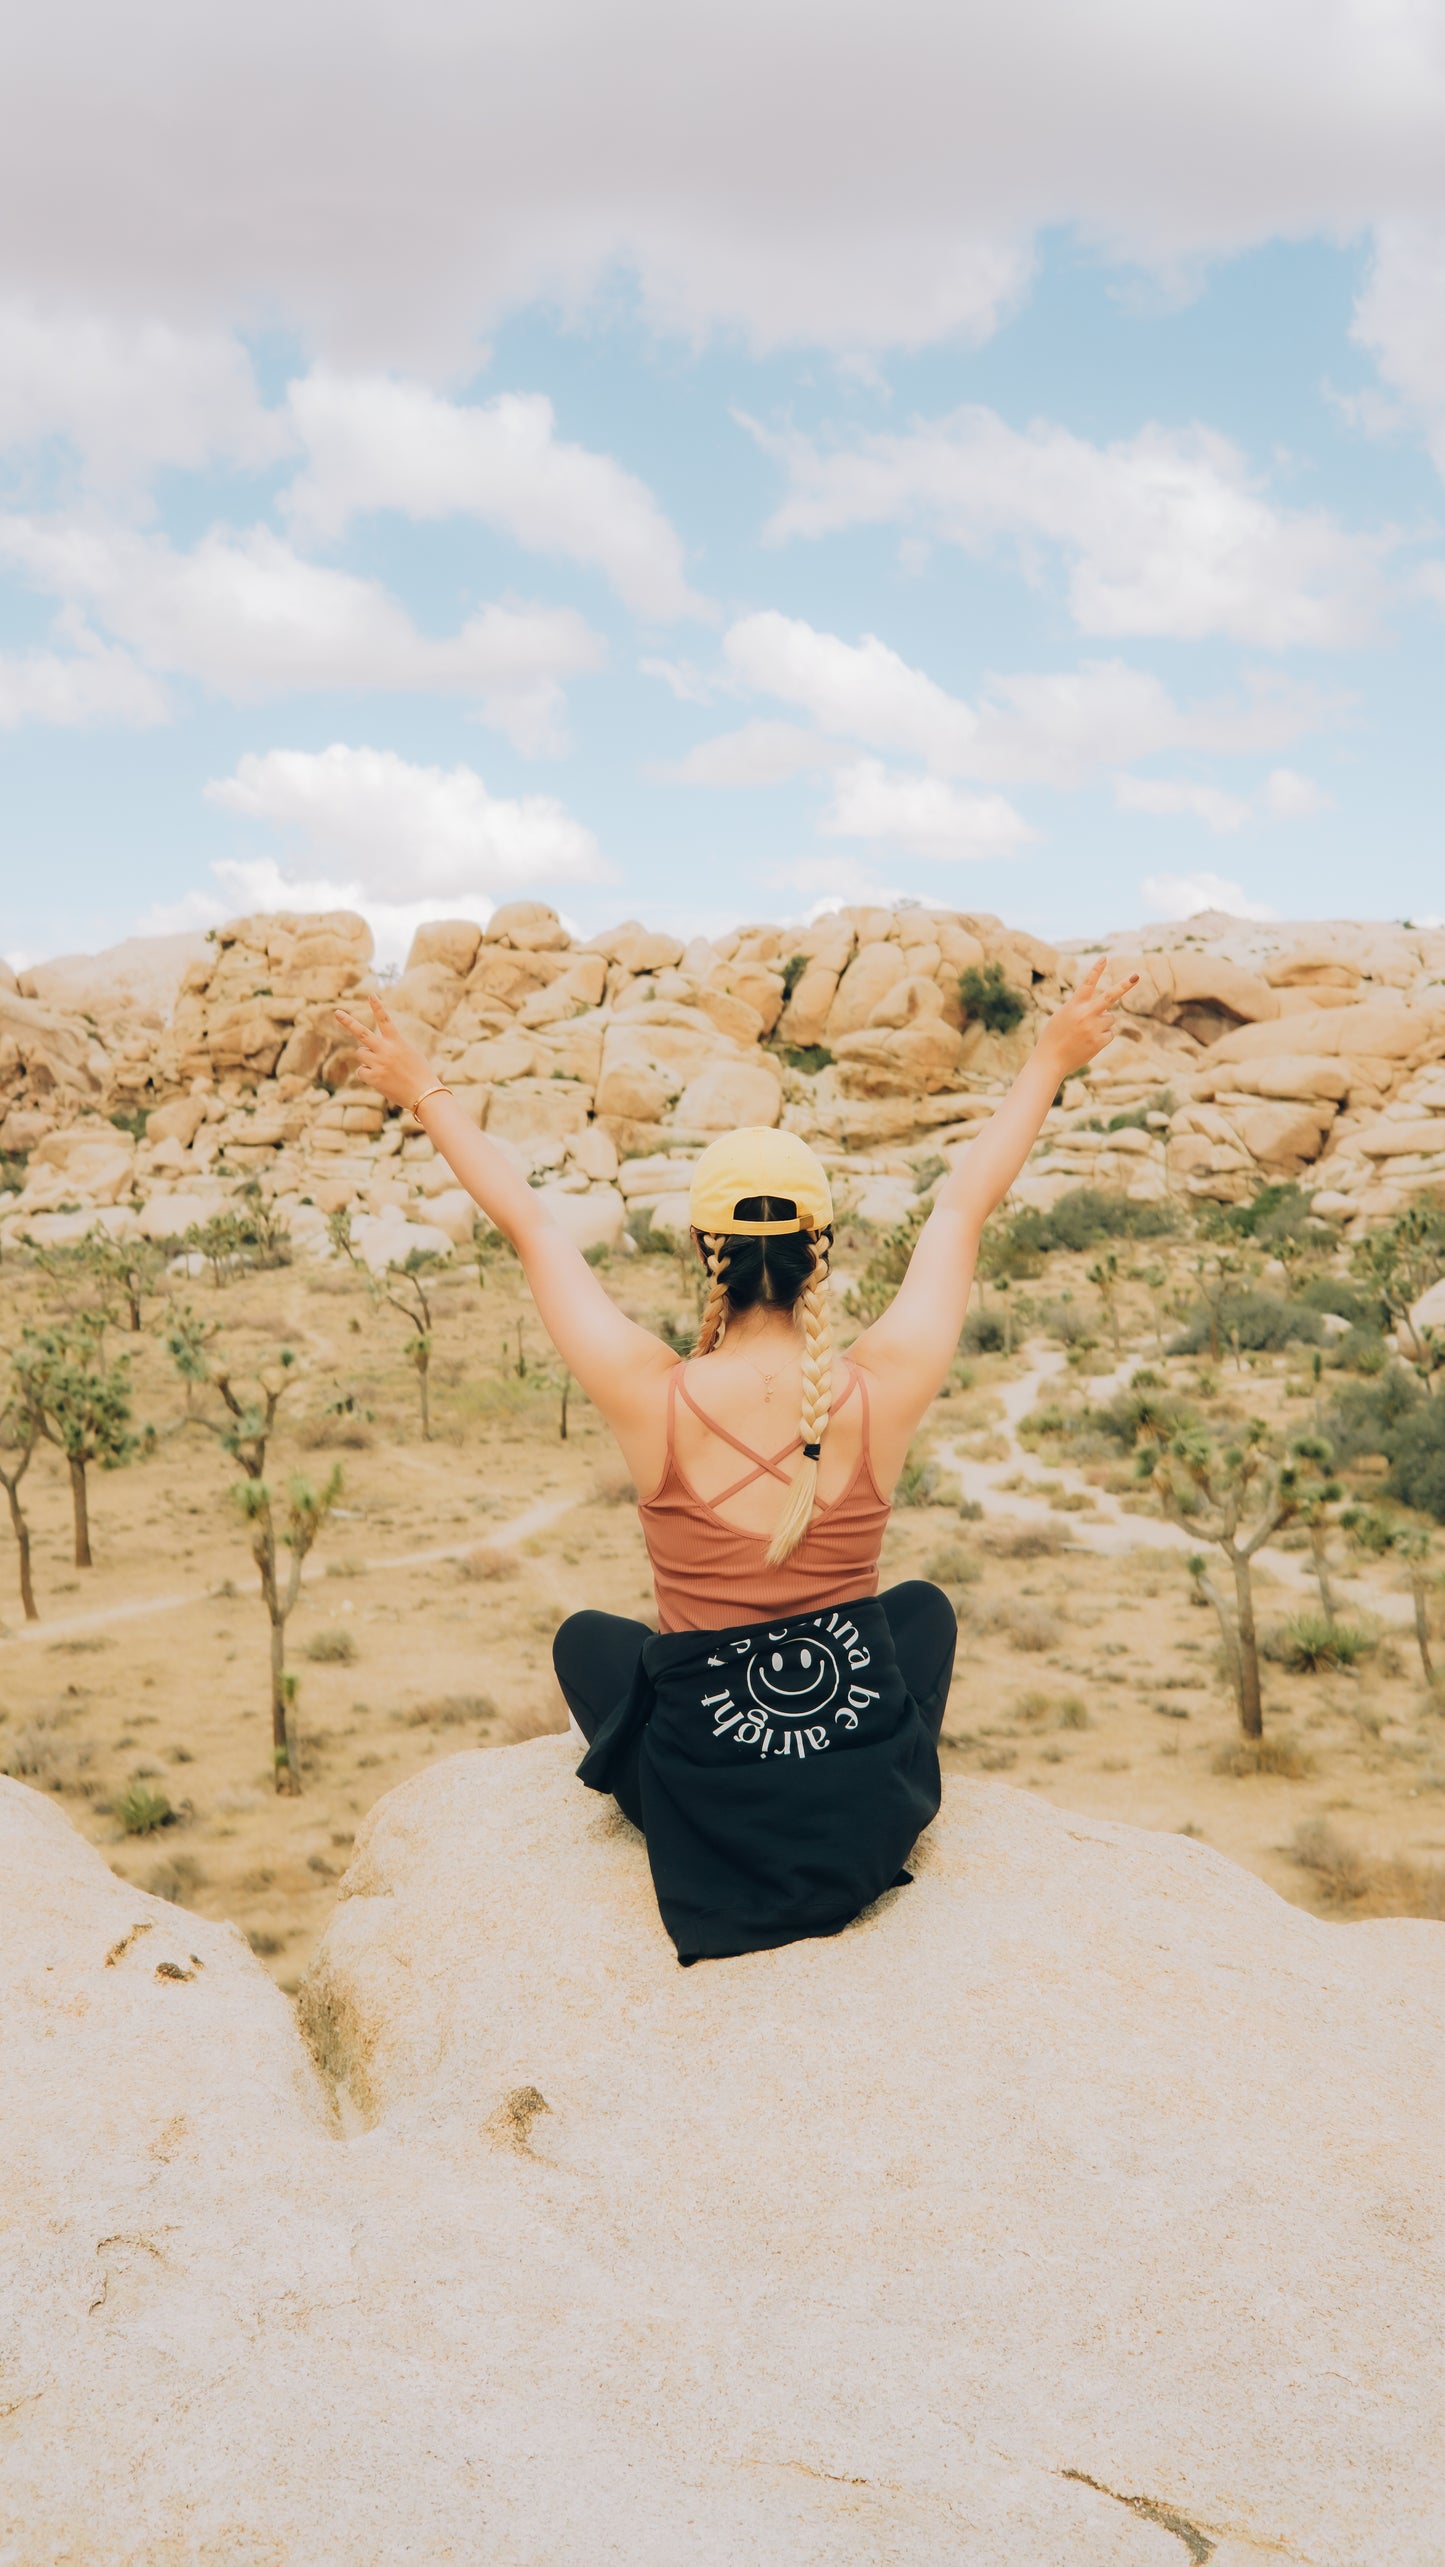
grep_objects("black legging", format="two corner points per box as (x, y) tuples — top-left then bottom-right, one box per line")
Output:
(555, 1580), (956, 1824)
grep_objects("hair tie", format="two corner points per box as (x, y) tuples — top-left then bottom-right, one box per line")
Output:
(802, 1440), (821, 1461)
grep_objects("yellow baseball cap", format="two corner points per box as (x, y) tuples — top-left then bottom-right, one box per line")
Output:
(688, 1126), (834, 1236)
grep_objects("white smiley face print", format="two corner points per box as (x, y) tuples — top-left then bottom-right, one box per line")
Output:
(744, 1633), (843, 1721)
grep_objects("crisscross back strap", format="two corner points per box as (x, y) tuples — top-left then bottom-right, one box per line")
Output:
(672, 1361), (859, 1508)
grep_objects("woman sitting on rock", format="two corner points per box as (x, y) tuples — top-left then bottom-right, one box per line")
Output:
(336, 958), (1134, 1963)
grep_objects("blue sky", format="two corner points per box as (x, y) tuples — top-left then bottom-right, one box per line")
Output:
(3, 1), (1445, 966)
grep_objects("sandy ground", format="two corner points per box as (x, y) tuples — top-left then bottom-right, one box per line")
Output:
(2, 1238), (1442, 1990)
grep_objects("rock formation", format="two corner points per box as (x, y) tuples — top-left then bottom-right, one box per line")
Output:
(3, 1750), (1442, 2561)
(3, 899), (1444, 1263)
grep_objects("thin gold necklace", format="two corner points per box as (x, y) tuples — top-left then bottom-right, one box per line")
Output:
(740, 1344), (793, 1403)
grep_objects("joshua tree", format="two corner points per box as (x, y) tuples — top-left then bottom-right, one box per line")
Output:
(1342, 1504), (1437, 1687)
(1087, 1250), (1123, 1362)
(1289, 1433), (1343, 1623)
(0, 1387), (40, 1621)
(167, 1323), (338, 1793)
(329, 1209), (440, 1440)
(1352, 1205), (1445, 1394)
(1190, 1245), (1245, 1370)
(1141, 1419), (1321, 1737)
(35, 1231), (164, 1333)
(13, 1318), (135, 1568)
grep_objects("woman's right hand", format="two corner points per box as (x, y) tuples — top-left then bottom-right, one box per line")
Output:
(333, 995), (438, 1114)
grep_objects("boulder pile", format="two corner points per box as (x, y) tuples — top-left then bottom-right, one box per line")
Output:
(3, 901), (1444, 1261)
(3, 1749), (1442, 2559)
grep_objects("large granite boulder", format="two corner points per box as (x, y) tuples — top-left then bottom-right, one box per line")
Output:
(3, 1753), (1442, 2562)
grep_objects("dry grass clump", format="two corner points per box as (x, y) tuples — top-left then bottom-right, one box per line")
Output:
(147, 1852), (207, 1905)
(1000, 1601), (1065, 1653)
(401, 1692), (499, 1728)
(3, 1715), (95, 1794)
(982, 1518), (1071, 1560)
(456, 1543), (522, 1582)
(922, 1541), (982, 1587)
(1013, 1687), (1090, 1730)
(115, 1779), (176, 1834)
(1212, 1736), (1315, 1779)
(304, 1628), (359, 1664)
(502, 1699), (571, 1743)
(1292, 1818), (1445, 1919)
(299, 1412), (373, 1450)
(593, 1464), (638, 1506)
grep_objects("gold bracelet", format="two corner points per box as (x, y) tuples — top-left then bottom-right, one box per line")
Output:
(407, 1082), (453, 1118)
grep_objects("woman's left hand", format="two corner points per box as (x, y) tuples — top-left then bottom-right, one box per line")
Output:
(333, 994), (438, 1113)
(1041, 958), (1140, 1075)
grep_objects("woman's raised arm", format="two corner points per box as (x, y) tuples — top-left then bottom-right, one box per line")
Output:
(849, 959), (1138, 1421)
(334, 997), (675, 1431)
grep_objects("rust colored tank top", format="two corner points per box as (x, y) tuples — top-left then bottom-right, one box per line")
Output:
(639, 1362), (892, 1635)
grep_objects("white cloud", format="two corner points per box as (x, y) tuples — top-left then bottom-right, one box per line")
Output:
(0, 303), (287, 481)
(1141, 870), (1281, 923)
(0, 625), (169, 729)
(754, 409), (1387, 648)
(204, 746), (608, 914)
(0, 516), (604, 753)
(4, 3), (1445, 363)
(1263, 765), (1333, 817)
(723, 611), (978, 766)
(661, 720), (843, 789)
(1115, 774), (1251, 833)
(712, 615), (1340, 788)
(283, 371), (705, 621)
(1352, 222), (1445, 476)
(821, 759), (1035, 860)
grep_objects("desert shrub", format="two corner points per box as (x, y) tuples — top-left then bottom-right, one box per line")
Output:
(116, 1781), (174, 1834)
(1326, 1365), (1424, 1464)
(3, 1718), (93, 1791)
(402, 1692), (498, 1727)
(300, 1405), (373, 1449)
(1266, 1613), (1376, 1673)
(1212, 1737), (1314, 1778)
(1036, 1187), (1175, 1252)
(1384, 1397), (1445, 1523)
(593, 1464), (638, 1505)
(960, 1308), (1007, 1354)
(1328, 1325), (1388, 1374)
(147, 1853), (206, 1904)
(959, 960), (1026, 1034)
(780, 952), (808, 1000)
(1090, 1384), (1197, 1450)
(1002, 1602), (1063, 1652)
(983, 1518), (1070, 1558)
(784, 1044), (834, 1075)
(1293, 1275), (1383, 1328)
(1292, 1818), (1445, 1918)
(922, 1541), (982, 1586)
(845, 1208), (927, 1324)
(912, 1153), (948, 1194)
(1170, 1291), (1323, 1357)
(502, 1700), (571, 1742)
(1040, 1298), (1094, 1347)
(894, 1453), (947, 1506)
(246, 1928), (288, 1956)
(457, 1542), (523, 1581)
(304, 1628), (358, 1664)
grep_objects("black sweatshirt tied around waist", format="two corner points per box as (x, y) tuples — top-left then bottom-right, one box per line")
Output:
(575, 1593), (941, 1964)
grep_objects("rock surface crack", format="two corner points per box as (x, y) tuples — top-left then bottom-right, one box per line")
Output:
(1061, 2469), (1216, 2561)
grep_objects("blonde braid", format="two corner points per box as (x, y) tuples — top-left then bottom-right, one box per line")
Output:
(693, 1231), (732, 1355)
(766, 1231), (833, 1566)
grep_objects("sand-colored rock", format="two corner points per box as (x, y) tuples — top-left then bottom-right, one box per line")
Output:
(404, 919), (484, 977)
(673, 1056), (783, 1130)
(535, 1180), (627, 1254)
(825, 942), (908, 1038)
(485, 1078), (592, 1147)
(1228, 1098), (1336, 1168)
(582, 920), (685, 974)
(1210, 1001), (1445, 1066)
(1357, 1119), (1445, 1159)
(4, 1753), (1444, 2562)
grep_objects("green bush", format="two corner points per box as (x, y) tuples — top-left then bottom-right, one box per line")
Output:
(1220, 1181), (1322, 1246)
(1293, 1275), (1384, 1328)
(1169, 1291), (1324, 1357)
(1331, 1325), (1389, 1374)
(1326, 1365), (1423, 1464)
(959, 960), (1026, 1034)
(895, 1450), (952, 1506)
(960, 1308), (1007, 1354)
(116, 1781), (174, 1835)
(1022, 1187), (1175, 1256)
(1384, 1397), (1445, 1523)
(784, 1044), (833, 1075)
(1269, 1614), (1376, 1673)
